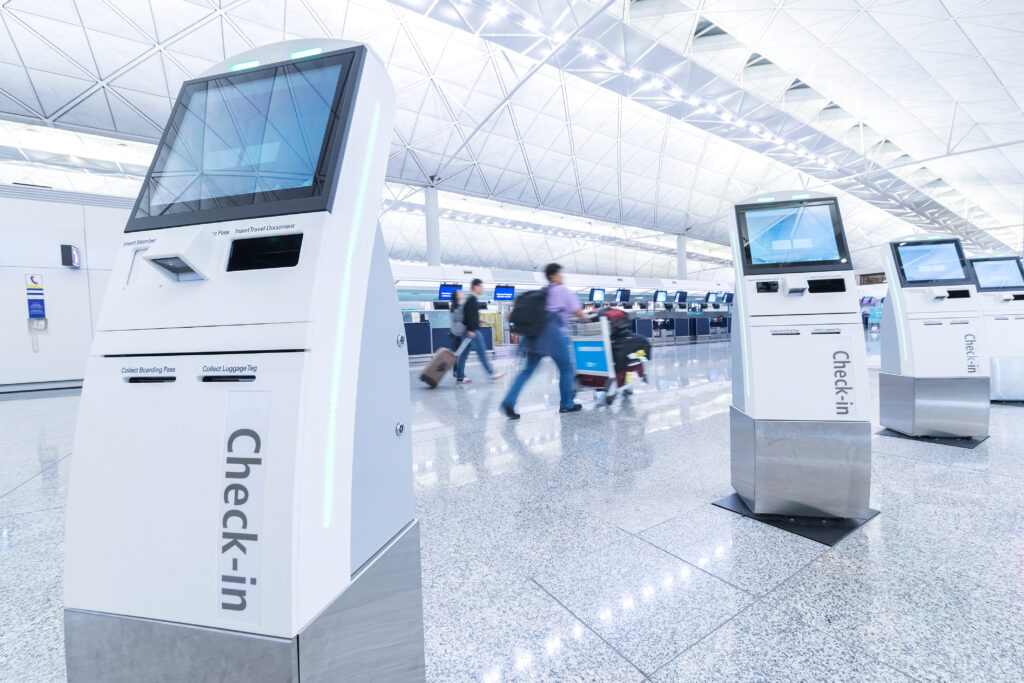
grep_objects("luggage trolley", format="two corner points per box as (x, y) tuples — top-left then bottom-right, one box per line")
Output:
(570, 315), (648, 404)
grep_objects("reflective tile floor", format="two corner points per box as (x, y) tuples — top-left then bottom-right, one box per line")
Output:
(3, 341), (1024, 681)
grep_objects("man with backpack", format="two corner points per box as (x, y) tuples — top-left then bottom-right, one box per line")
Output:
(501, 263), (587, 419)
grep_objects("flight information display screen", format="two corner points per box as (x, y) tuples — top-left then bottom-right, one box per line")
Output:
(736, 199), (851, 274)
(972, 258), (1024, 290)
(494, 286), (515, 300)
(438, 284), (462, 300)
(895, 242), (968, 284)
(128, 50), (357, 231)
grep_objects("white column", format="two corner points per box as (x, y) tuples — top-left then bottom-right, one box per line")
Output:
(676, 234), (687, 279)
(424, 185), (441, 267)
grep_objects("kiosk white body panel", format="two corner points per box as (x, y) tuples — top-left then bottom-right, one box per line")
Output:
(879, 239), (989, 437)
(970, 257), (1024, 400)
(729, 193), (871, 519)
(63, 40), (424, 680)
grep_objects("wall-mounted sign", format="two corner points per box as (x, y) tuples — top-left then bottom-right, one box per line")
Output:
(25, 274), (45, 319)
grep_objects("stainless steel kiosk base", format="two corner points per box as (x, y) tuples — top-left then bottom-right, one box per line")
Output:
(730, 407), (871, 519)
(879, 372), (990, 437)
(991, 357), (1024, 401)
(65, 521), (425, 683)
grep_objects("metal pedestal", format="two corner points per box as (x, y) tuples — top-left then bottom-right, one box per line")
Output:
(65, 521), (425, 683)
(879, 372), (990, 437)
(730, 407), (871, 519)
(990, 357), (1024, 401)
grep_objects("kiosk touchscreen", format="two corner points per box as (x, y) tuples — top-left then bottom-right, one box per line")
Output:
(674, 291), (687, 304)
(969, 256), (1024, 400)
(880, 238), (989, 437)
(615, 288), (631, 303)
(729, 193), (870, 518)
(654, 290), (668, 303)
(589, 288), (605, 303)
(62, 41), (424, 681)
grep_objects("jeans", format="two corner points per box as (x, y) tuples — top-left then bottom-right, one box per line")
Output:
(456, 331), (493, 380)
(503, 330), (575, 410)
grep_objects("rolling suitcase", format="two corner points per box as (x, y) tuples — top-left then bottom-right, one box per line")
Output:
(419, 337), (471, 388)
(420, 348), (457, 388)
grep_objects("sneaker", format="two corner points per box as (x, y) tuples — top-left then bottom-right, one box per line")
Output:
(462, 378), (473, 384)
(501, 403), (520, 420)
(559, 403), (583, 414)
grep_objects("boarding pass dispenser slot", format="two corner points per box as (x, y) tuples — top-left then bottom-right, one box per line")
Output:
(947, 289), (970, 299)
(126, 376), (176, 383)
(756, 280), (779, 293)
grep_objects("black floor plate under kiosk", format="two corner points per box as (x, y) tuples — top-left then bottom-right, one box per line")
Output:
(875, 428), (989, 450)
(713, 493), (880, 547)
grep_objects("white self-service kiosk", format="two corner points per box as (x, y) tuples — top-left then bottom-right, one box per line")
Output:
(968, 256), (1024, 400)
(63, 40), (424, 681)
(880, 238), (989, 437)
(729, 193), (871, 519)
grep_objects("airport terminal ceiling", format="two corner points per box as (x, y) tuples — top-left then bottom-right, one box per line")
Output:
(0, 0), (1020, 275)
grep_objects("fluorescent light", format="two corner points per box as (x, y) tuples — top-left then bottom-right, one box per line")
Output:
(230, 59), (260, 71)
(686, 96), (701, 106)
(669, 87), (682, 99)
(290, 47), (322, 59)
(580, 44), (596, 57)
(648, 78), (663, 89)
(523, 17), (541, 32)
(552, 31), (567, 43)
(488, 3), (507, 18)
(604, 56), (622, 69)
(791, 193), (811, 199)
(626, 67), (643, 79)
(757, 196), (776, 202)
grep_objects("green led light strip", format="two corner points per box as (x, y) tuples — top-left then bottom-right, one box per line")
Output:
(324, 102), (382, 529)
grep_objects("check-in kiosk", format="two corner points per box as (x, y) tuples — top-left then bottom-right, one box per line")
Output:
(880, 238), (989, 436)
(730, 193), (870, 518)
(969, 256), (1024, 400)
(63, 40), (424, 681)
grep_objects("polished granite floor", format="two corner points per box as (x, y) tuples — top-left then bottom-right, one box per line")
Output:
(3, 338), (1024, 681)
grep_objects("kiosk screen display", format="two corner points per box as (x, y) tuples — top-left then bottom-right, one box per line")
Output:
(737, 199), (850, 274)
(615, 289), (630, 302)
(674, 291), (687, 303)
(654, 290), (667, 303)
(494, 286), (515, 301)
(895, 242), (968, 284)
(973, 258), (1024, 290)
(438, 284), (462, 300)
(128, 50), (357, 231)
(706, 292), (718, 303)
(589, 288), (605, 303)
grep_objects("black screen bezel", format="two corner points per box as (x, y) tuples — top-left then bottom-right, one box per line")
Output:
(891, 238), (974, 288)
(735, 197), (852, 275)
(969, 256), (1024, 292)
(125, 46), (366, 232)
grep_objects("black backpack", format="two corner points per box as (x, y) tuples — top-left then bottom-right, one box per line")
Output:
(509, 288), (549, 338)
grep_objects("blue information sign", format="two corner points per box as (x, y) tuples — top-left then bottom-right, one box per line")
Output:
(573, 340), (608, 373)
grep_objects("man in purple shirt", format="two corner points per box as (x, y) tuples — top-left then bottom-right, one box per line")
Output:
(501, 263), (587, 419)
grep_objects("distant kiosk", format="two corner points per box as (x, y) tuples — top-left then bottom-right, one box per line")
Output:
(63, 40), (424, 681)
(969, 256), (1024, 401)
(880, 238), (989, 437)
(729, 192), (871, 519)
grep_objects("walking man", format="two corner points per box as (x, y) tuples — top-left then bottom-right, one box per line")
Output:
(456, 279), (504, 384)
(501, 263), (586, 418)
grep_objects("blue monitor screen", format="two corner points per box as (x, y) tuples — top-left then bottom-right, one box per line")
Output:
(707, 292), (718, 303)
(590, 288), (605, 303)
(438, 284), (462, 300)
(131, 54), (350, 226)
(744, 204), (842, 266)
(674, 291), (686, 303)
(654, 290), (667, 302)
(494, 286), (515, 300)
(615, 289), (630, 302)
(973, 259), (1024, 290)
(897, 243), (967, 282)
